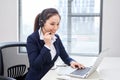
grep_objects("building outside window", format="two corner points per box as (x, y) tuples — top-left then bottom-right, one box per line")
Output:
(19, 0), (102, 56)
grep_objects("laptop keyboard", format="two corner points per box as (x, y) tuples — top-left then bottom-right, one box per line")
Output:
(70, 67), (91, 76)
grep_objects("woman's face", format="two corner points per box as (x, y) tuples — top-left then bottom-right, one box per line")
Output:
(42, 14), (60, 35)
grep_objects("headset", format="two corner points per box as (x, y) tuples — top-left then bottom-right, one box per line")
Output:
(38, 12), (49, 33)
(38, 15), (44, 28)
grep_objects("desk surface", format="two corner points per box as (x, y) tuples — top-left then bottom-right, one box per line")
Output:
(42, 57), (120, 80)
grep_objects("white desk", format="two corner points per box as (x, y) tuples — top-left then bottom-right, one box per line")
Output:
(42, 57), (120, 80)
(97, 57), (120, 80)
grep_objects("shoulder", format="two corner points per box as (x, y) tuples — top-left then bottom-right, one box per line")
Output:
(55, 34), (63, 43)
(55, 34), (61, 40)
(55, 34), (60, 38)
(27, 30), (39, 42)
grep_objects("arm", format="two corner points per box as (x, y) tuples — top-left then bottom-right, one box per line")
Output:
(56, 35), (74, 65)
(26, 36), (52, 70)
(57, 35), (85, 69)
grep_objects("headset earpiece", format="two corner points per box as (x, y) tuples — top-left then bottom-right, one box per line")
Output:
(39, 19), (44, 27)
(38, 13), (44, 27)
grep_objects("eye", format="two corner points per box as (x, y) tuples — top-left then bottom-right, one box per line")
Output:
(57, 23), (59, 26)
(50, 23), (55, 25)
(50, 22), (59, 26)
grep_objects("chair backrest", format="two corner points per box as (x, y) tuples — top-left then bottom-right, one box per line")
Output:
(7, 64), (26, 79)
(0, 49), (3, 75)
(0, 42), (27, 76)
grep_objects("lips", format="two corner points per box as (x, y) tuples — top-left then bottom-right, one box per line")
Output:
(50, 30), (56, 34)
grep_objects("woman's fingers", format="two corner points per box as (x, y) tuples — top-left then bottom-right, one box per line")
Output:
(70, 61), (85, 69)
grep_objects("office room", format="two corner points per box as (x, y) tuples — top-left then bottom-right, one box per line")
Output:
(0, 0), (120, 80)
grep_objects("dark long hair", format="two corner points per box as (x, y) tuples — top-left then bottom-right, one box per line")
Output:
(34, 8), (61, 32)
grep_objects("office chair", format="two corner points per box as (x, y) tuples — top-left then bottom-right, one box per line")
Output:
(0, 49), (4, 75)
(7, 64), (26, 80)
(0, 42), (27, 80)
(0, 50), (16, 80)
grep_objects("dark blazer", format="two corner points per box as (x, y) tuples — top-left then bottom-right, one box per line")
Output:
(25, 30), (74, 80)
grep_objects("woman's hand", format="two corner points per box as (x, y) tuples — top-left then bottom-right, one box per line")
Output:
(43, 32), (54, 47)
(70, 61), (85, 69)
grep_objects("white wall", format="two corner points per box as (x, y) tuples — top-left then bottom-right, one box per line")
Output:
(102, 0), (120, 57)
(0, 0), (18, 42)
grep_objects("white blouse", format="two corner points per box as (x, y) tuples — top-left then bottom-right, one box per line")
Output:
(39, 29), (57, 60)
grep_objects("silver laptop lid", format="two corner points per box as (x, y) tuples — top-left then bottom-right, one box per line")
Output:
(86, 48), (109, 78)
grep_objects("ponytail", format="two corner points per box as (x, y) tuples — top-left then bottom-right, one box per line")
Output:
(34, 13), (41, 32)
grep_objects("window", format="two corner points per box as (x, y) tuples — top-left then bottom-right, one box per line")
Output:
(19, 0), (103, 56)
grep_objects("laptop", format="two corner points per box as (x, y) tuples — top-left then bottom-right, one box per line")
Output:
(67, 48), (109, 79)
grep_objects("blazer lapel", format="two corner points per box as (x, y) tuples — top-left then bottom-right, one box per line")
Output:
(34, 30), (44, 49)
(34, 31), (59, 61)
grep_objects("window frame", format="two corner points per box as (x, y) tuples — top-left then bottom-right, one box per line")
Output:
(66, 0), (103, 56)
(18, 0), (103, 56)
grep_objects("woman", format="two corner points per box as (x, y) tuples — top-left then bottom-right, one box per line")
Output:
(25, 8), (84, 80)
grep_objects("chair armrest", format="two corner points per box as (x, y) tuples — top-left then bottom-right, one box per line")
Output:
(0, 76), (16, 80)
(0, 42), (26, 49)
